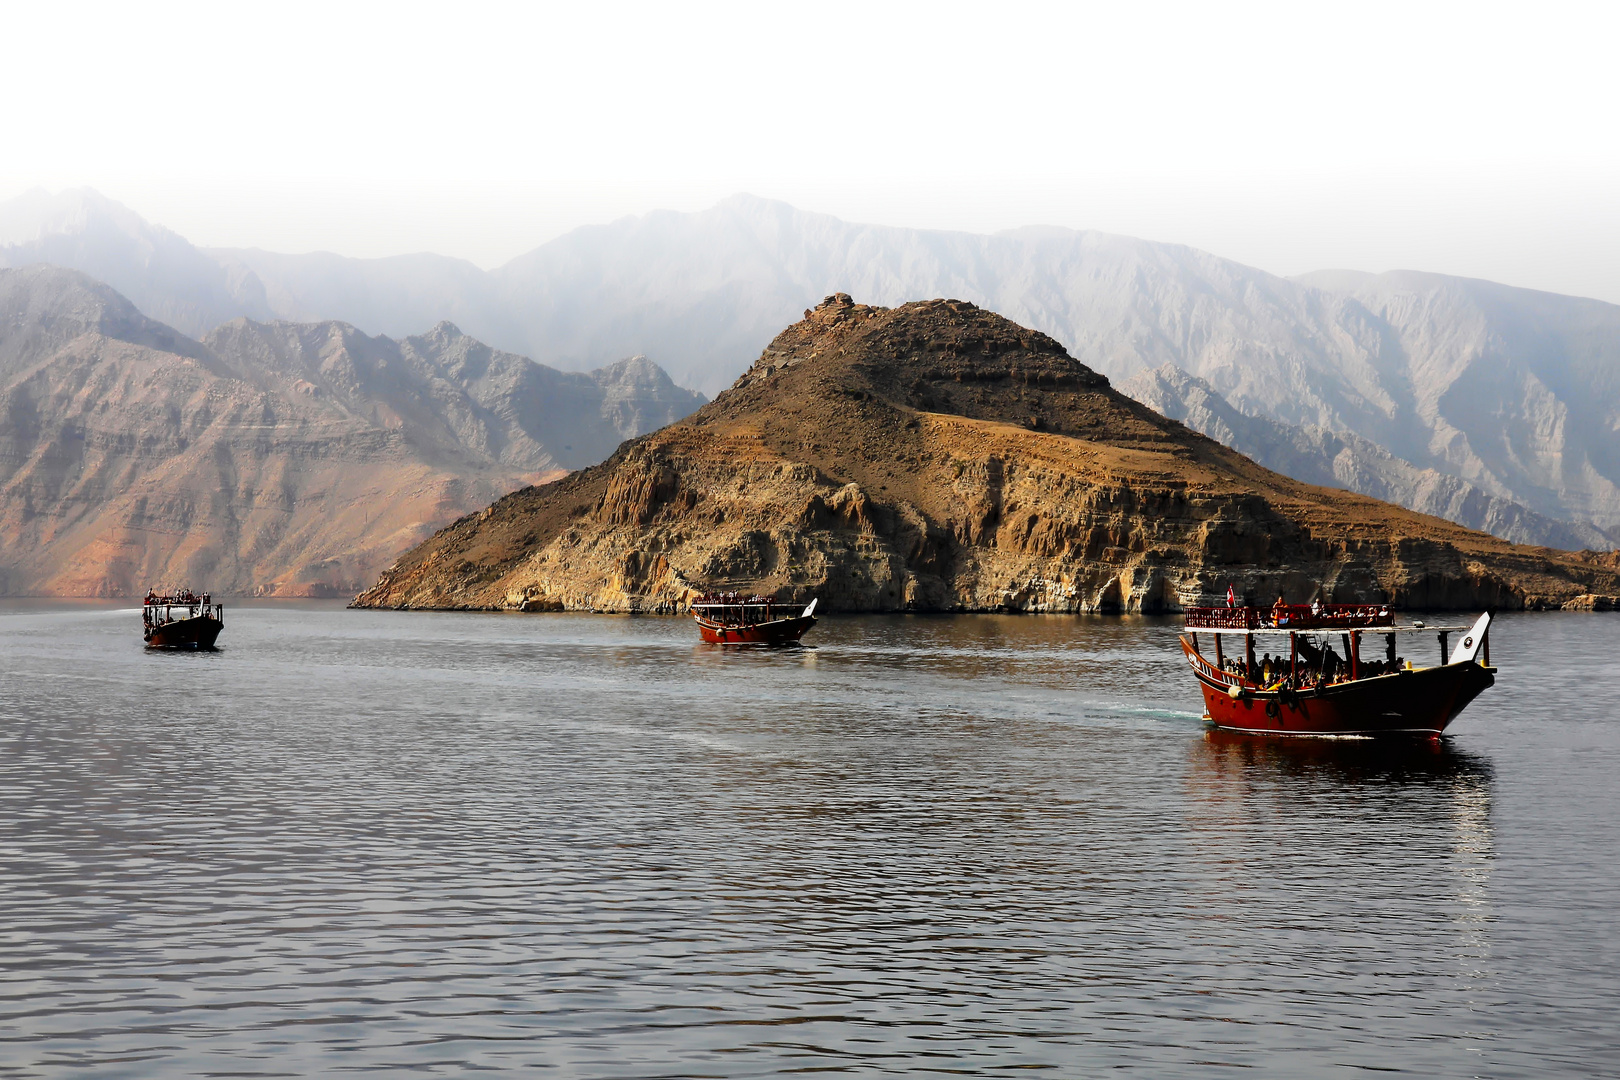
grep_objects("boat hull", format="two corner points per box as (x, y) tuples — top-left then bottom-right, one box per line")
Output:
(146, 615), (224, 650)
(695, 613), (816, 645)
(1185, 641), (1494, 736)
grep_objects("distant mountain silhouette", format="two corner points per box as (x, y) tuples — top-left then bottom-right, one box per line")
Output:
(6, 189), (1619, 547)
(0, 188), (274, 334)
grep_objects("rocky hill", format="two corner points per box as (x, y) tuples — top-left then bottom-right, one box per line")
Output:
(353, 296), (1620, 614)
(0, 267), (703, 597)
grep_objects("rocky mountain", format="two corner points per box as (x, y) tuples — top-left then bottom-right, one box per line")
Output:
(1120, 364), (1615, 551)
(0, 266), (703, 597)
(11, 189), (1620, 545)
(353, 296), (1620, 615)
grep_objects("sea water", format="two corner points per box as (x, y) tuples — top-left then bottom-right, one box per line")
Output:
(0, 603), (1616, 1077)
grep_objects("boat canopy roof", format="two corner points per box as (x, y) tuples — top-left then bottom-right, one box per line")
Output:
(1185, 603), (1469, 635)
(691, 593), (778, 608)
(1184, 622), (1474, 636)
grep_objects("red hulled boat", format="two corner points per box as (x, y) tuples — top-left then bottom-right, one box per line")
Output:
(691, 594), (818, 645)
(1181, 600), (1494, 737)
(143, 589), (224, 649)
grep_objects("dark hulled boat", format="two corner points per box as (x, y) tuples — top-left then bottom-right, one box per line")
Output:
(143, 590), (224, 649)
(691, 594), (818, 645)
(1181, 601), (1494, 737)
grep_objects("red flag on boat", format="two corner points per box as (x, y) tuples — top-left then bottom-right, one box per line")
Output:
(1226, 584), (1237, 608)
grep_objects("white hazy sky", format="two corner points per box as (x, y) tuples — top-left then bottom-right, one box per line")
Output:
(4, 0), (1618, 300)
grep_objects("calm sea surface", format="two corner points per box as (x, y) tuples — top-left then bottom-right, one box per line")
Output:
(0, 603), (1616, 1077)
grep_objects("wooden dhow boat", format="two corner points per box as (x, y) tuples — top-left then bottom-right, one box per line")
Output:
(142, 589), (224, 649)
(691, 593), (818, 645)
(1181, 599), (1494, 737)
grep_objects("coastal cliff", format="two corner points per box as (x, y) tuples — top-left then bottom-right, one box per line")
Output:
(353, 295), (1620, 613)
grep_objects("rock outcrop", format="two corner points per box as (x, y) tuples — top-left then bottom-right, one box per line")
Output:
(353, 296), (1620, 614)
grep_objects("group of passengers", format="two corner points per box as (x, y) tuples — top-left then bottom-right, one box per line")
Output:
(143, 589), (210, 606)
(695, 592), (770, 605)
(1221, 637), (1405, 688)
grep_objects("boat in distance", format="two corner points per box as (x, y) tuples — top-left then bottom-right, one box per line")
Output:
(691, 594), (818, 645)
(1180, 600), (1494, 737)
(143, 589), (224, 649)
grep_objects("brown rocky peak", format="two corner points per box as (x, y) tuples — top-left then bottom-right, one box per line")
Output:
(353, 298), (1620, 615)
(730, 295), (1112, 444)
(737, 294), (1107, 408)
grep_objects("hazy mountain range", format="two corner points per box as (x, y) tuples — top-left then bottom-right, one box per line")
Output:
(4, 187), (1619, 550)
(1121, 365), (1612, 550)
(0, 266), (702, 596)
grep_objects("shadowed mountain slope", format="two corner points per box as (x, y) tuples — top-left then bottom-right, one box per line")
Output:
(354, 296), (1620, 614)
(0, 267), (703, 596)
(1121, 364), (1615, 551)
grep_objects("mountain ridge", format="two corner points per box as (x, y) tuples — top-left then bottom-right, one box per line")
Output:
(8, 188), (1620, 547)
(0, 266), (703, 596)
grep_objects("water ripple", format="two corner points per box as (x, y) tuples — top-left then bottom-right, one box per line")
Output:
(0, 606), (1615, 1076)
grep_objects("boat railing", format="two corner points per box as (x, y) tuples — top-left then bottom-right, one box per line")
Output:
(1184, 643), (1245, 687)
(1185, 607), (1258, 630)
(144, 592), (212, 605)
(1185, 603), (1394, 631)
(1272, 603), (1393, 629)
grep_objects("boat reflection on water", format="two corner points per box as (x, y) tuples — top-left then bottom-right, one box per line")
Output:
(1184, 729), (1497, 956)
(1192, 727), (1496, 787)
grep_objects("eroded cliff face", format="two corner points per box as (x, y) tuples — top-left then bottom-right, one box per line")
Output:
(354, 295), (1620, 614)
